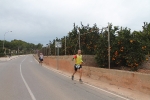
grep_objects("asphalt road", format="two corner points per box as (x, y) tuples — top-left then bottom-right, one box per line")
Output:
(0, 55), (129, 100)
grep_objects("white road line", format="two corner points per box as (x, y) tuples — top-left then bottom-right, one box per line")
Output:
(20, 56), (36, 100)
(44, 66), (129, 100)
(34, 57), (130, 100)
(83, 83), (130, 100)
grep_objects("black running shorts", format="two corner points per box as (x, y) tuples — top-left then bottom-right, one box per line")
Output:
(74, 64), (82, 71)
(39, 58), (43, 61)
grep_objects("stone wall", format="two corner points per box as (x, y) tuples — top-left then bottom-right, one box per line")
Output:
(83, 66), (150, 95)
(34, 55), (150, 95)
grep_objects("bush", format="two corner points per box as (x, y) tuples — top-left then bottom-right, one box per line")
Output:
(0, 53), (5, 57)
(39, 22), (150, 71)
(95, 24), (149, 71)
(0, 49), (5, 57)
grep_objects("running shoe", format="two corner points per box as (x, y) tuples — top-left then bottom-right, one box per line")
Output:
(79, 79), (83, 82)
(72, 75), (74, 80)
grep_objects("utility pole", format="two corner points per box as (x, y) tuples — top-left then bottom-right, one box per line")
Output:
(65, 36), (66, 55)
(46, 44), (49, 56)
(3, 31), (12, 49)
(57, 47), (59, 70)
(78, 28), (81, 50)
(55, 39), (56, 56)
(108, 23), (110, 69)
(55, 41), (62, 70)
(99, 24), (110, 69)
(49, 41), (51, 55)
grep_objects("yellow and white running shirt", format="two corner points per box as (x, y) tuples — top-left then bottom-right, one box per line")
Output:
(74, 54), (83, 65)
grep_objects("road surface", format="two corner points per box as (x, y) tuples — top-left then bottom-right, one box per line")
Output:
(0, 55), (129, 100)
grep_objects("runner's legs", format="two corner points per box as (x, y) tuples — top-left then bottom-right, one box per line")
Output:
(79, 68), (82, 80)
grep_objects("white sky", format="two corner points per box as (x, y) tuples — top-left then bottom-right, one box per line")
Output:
(0, 0), (150, 45)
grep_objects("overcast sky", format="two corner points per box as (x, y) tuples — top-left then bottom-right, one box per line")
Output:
(0, 0), (150, 46)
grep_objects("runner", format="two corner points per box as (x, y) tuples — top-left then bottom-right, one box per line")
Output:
(72, 50), (83, 82)
(39, 53), (44, 65)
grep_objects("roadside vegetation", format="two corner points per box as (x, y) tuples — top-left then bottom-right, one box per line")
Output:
(1, 22), (150, 71)
(41, 22), (150, 71)
(0, 39), (42, 57)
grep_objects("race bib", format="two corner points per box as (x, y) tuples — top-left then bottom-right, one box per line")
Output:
(75, 64), (80, 69)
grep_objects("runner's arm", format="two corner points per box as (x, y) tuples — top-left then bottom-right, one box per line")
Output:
(72, 55), (77, 61)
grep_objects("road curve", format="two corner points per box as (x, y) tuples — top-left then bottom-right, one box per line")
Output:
(0, 55), (130, 100)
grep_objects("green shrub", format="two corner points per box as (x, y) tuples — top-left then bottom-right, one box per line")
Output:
(95, 24), (149, 71)
(0, 53), (5, 57)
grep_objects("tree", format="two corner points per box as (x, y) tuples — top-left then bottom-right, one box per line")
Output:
(0, 39), (43, 56)
(95, 23), (150, 71)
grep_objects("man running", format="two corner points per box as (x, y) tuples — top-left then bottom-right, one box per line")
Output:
(39, 53), (44, 65)
(72, 50), (83, 82)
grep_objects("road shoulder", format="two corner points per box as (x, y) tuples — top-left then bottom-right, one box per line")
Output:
(0, 56), (19, 62)
(40, 63), (150, 100)
(33, 55), (150, 100)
